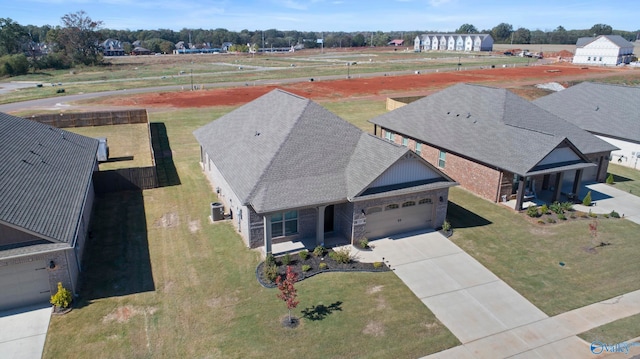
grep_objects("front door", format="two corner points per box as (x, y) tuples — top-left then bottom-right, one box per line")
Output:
(324, 205), (334, 233)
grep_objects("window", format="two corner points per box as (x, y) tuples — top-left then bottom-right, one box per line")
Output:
(599, 57), (602, 61)
(385, 204), (399, 210)
(270, 211), (298, 237)
(438, 150), (446, 168)
(402, 137), (408, 147)
(587, 56), (591, 61)
(402, 201), (416, 207)
(418, 198), (432, 205)
(415, 142), (422, 155)
(385, 131), (395, 142)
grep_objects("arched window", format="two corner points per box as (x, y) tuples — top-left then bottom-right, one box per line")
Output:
(385, 204), (399, 210)
(419, 198), (432, 205)
(402, 201), (416, 207)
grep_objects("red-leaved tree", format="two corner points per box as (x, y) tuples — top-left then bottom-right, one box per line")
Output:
(276, 266), (299, 324)
(589, 219), (598, 248)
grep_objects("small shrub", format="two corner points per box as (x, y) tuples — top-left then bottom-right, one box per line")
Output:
(603, 213), (609, 218)
(570, 214), (577, 219)
(373, 261), (384, 269)
(540, 204), (549, 215)
(537, 220), (546, 225)
(281, 253), (292, 266)
(299, 250), (309, 260)
(319, 262), (327, 270)
(546, 217), (556, 224)
(560, 201), (574, 212)
(265, 253), (276, 267)
(442, 220), (451, 232)
(580, 213), (589, 218)
(557, 213), (566, 220)
(358, 238), (369, 249)
(550, 201), (563, 214)
(302, 264), (312, 272)
(606, 173), (614, 184)
(50, 282), (72, 309)
(589, 210), (598, 218)
(264, 264), (278, 282)
(526, 205), (539, 217)
(328, 247), (353, 264)
(582, 191), (592, 206)
(313, 245), (326, 257)
(610, 210), (620, 218)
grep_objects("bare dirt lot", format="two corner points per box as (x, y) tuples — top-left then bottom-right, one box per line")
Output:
(99, 63), (628, 108)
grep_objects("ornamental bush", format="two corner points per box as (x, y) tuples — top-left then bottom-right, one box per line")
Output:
(50, 282), (72, 309)
(526, 205), (539, 218)
(299, 250), (309, 260)
(583, 191), (592, 206)
(606, 173), (614, 184)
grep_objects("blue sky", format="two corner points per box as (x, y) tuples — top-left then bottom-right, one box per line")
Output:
(3, 0), (638, 32)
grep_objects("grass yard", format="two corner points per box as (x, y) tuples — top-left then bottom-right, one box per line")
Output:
(43, 107), (459, 359)
(447, 186), (640, 316)
(66, 123), (154, 170)
(320, 99), (387, 133)
(578, 313), (640, 344)
(607, 163), (640, 196)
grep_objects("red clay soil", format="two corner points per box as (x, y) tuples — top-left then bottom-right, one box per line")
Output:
(101, 64), (621, 108)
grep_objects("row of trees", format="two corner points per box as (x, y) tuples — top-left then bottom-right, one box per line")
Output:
(1, 11), (638, 76)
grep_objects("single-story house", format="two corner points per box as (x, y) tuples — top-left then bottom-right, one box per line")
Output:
(0, 112), (98, 311)
(572, 35), (635, 66)
(414, 34), (493, 52)
(194, 89), (457, 254)
(369, 83), (618, 210)
(388, 39), (405, 46)
(534, 82), (640, 169)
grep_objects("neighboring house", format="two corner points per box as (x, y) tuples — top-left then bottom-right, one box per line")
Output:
(370, 83), (618, 210)
(0, 112), (98, 311)
(572, 35), (635, 66)
(534, 82), (640, 169)
(388, 39), (404, 46)
(132, 46), (151, 55)
(222, 42), (234, 51)
(102, 39), (125, 56)
(414, 34), (493, 52)
(194, 90), (456, 254)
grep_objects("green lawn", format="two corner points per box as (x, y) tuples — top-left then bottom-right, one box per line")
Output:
(43, 107), (459, 359)
(578, 313), (640, 344)
(447, 186), (640, 316)
(607, 163), (640, 196)
(320, 99), (387, 133)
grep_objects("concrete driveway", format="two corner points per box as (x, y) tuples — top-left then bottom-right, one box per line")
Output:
(357, 230), (548, 344)
(0, 304), (51, 359)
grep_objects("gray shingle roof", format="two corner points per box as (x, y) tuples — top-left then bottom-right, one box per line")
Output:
(534, 82), (640, 144)
(0, 112), (98, 244)
(369, 83), (615, 176)
(576, 35), (634, 48)
(194, 89), (453, 213)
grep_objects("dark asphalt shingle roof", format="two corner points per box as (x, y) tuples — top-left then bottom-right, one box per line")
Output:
(194, 89), (454, 213)
(0, 112), (98, 244)
(534, 82), (640, 144)
(369, 83), (615, 176)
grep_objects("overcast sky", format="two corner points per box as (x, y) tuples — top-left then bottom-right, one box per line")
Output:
(3, 0), (638, 32)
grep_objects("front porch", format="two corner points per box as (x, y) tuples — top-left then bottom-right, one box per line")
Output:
(261, 234), (350, 257)
(501, 188), (579, 210)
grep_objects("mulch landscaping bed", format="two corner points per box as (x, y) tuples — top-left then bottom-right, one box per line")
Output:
(256, 248), (389, 288)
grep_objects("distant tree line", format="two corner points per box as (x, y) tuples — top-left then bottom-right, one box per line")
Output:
(1, 11), (638, 77)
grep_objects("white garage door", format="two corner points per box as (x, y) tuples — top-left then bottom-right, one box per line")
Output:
(364, 199), (433, 239)
(0, 261), (51, 312)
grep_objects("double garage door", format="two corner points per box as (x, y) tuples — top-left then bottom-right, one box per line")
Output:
(0, 260), (51, 312)
(364, 199), (434, 239)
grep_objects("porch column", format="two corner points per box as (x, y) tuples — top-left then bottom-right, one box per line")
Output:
(572, 169), (583, 199)
(263, 214), (272, 255)
(316, 205), (326, 246)
(552, 172), (564, 203)
(515, 176), (525, 211)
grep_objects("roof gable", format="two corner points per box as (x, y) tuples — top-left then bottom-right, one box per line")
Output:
(0, 113), (98, 244)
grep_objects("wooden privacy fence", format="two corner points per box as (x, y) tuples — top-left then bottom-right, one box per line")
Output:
(94, 166), (158, 194)
(28, 109), (148, 128)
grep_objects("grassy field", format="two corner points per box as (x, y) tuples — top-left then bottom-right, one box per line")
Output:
(578, 313), (640, 344)
(607, 163), (640, 196)
(447, 186), (640, 316)
(43, 107), (459, 359)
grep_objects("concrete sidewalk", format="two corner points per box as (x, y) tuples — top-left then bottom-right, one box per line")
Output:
(0, 303), (51, 359)
(351, 231), (640, 358)
(573, 182), (640, 225)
